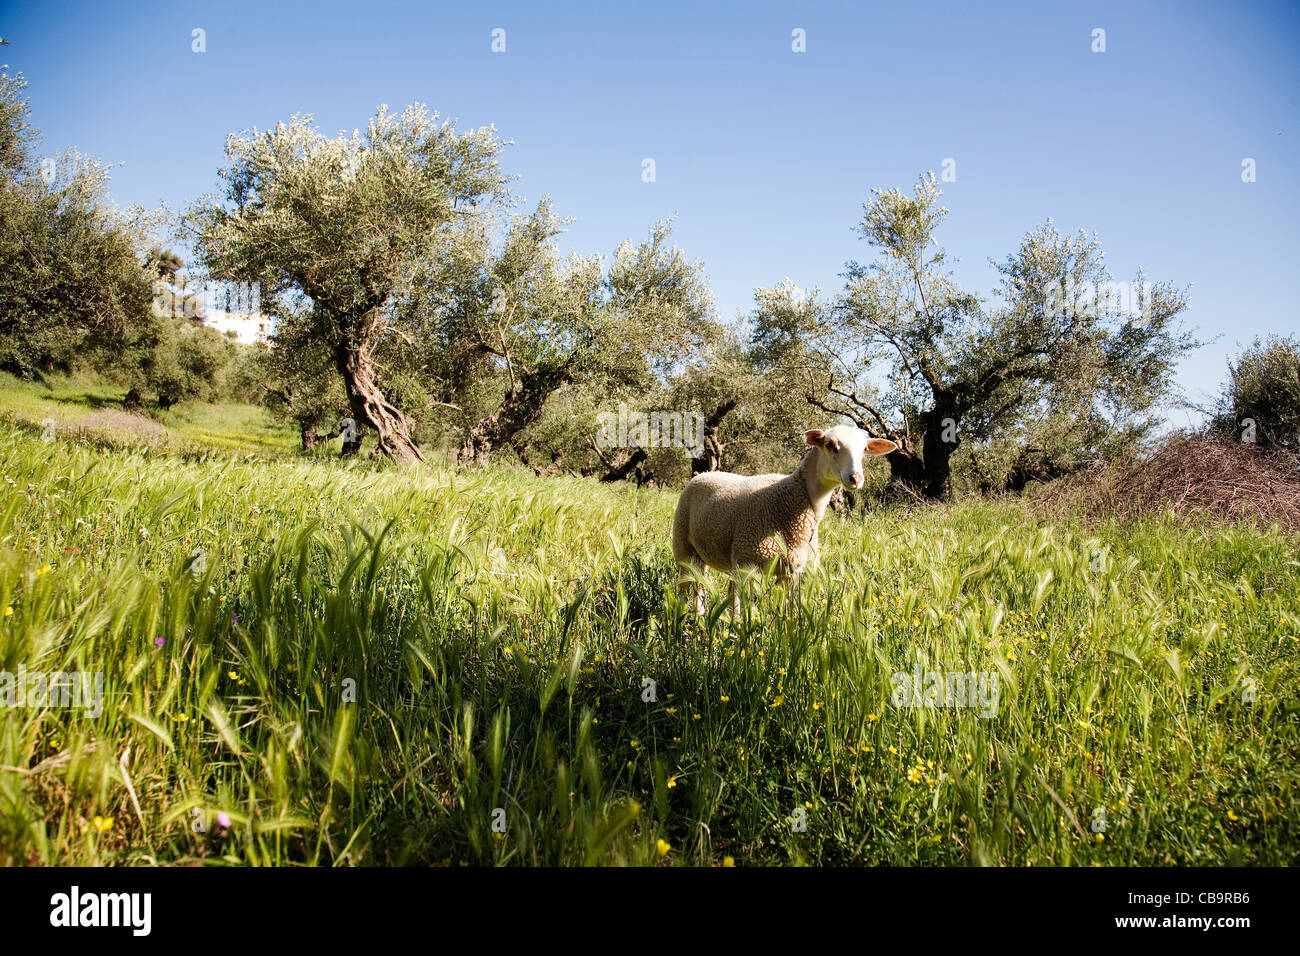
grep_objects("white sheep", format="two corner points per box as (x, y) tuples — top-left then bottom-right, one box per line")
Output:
(672, 425), (897, 614)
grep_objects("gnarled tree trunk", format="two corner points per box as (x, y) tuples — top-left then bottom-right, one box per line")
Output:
(599, 447), (648, 483)
(690, 398), (737, 476)
(458, 363), (569, 466)
(919, 407), (959, 500)
(878, 431), (921, 491)
(333, 339), (424, 466)
(881, 427), (957, 500)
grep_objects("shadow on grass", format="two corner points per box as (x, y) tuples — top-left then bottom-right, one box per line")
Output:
(49, 391), (124, 411)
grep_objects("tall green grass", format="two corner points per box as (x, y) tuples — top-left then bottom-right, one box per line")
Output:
(0, 370), (298, 454)
(0, 417), (1296, 866)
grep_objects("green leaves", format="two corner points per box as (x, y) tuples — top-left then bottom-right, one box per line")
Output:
(1213, 334), (1300, 451)
(856, 171), (950, 269)
(790, 172), (1201, 499)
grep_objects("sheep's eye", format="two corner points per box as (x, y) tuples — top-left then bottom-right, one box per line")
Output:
(825, 441), (839, 453)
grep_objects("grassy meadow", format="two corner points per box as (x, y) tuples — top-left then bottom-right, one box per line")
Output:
(0, 379), (1297, 866)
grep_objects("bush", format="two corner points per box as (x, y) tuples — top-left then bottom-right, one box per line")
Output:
(252, 323), (351, 451)
(1212, 335), (1300, 450)
(141, 319), (237, 409)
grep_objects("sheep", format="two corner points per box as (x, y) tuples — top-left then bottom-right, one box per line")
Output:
(672, 425), (897, 615)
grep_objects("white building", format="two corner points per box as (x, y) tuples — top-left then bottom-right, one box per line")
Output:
(198, 280), (272, 345)
(200, 307), (274, 345)
(151, 276), (274, 345)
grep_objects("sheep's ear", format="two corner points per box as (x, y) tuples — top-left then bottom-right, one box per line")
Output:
(866, 438), (897, 456)
(804, 429), (826, 447)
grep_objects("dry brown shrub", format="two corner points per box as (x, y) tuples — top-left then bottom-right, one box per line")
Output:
(1031, 432), (1300, 534)
(71, 408), (171, 446)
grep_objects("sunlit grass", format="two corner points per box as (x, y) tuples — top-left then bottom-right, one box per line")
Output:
(0, 370), (298, 455)
(0, 407), (1296, 866)
(150, 401), (298, 452)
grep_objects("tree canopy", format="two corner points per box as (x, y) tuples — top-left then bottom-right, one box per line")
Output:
(189, 104), (513, 463)
(0, 71), (153, 376)
(786, 173), (1198, 497)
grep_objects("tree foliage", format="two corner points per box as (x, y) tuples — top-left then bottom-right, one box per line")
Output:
(1212, 335), (1300, 450)
(442, 206), (717, 465)
(254, 307), (351, 450)
(798, 173), (1198, 498)
(129, 318), (237, 409)
(0, 71), (153, 375)
(189, 104), (512, 462)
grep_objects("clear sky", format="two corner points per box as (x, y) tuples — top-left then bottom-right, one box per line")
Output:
(3, 0), (1297, 422)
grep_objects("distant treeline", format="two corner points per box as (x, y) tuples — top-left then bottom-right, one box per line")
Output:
(3, 69), (1296, 498)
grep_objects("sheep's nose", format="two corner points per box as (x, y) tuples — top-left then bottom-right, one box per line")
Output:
(847, 473), (863, 489)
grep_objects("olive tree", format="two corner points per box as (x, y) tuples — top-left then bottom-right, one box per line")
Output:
(818, 173), (1197, 498)
(188, 104), (511, 464)
(1212, 335), (1300, 450)
(238, 307), (350, 451)
(421, 204), (715, 466)
(0, 71), (153, 376)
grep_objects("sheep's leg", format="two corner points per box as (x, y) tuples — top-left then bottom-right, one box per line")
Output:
(786, 545), (812, 605)
(672, 500), (708, 618)
(677, 556), (706, 616)
(727, 577), (739, 619)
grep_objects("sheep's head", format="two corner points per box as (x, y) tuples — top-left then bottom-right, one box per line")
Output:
(805, 426), (897, 490)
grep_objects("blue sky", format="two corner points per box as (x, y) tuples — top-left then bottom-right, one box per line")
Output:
(3, 0), (1297, 422)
